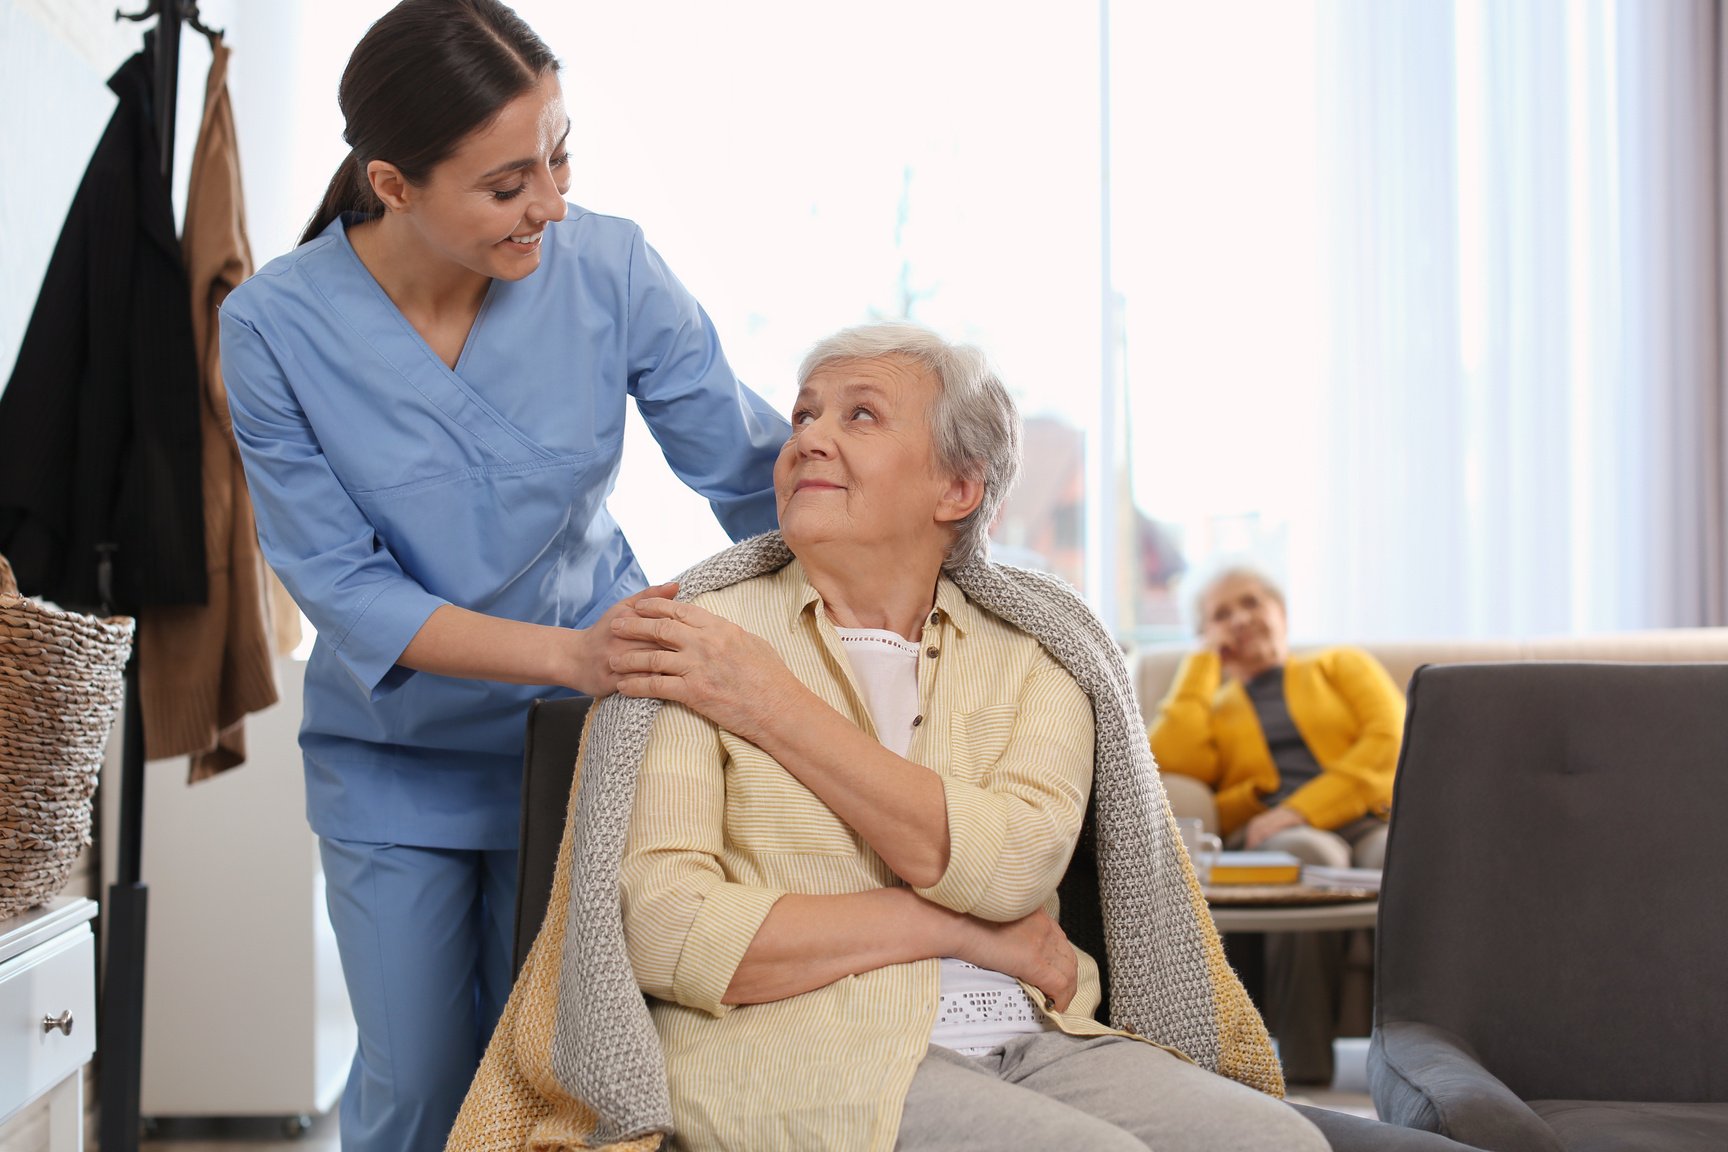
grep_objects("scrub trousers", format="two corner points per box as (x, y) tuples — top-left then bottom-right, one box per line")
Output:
(319, 838), (519, 1152)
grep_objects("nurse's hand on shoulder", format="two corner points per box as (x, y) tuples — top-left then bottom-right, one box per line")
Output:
(570, 582), (683, 697)
(607, 597), (801, 745)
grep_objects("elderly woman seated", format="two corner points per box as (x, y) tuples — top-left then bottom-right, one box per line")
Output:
(1151, 566), (1402, 867)
(1149, 566), (1405, 1085)
(593, 323), (1326, 1151)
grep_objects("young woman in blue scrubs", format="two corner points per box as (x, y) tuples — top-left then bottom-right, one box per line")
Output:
(218, 2), (788, 1148)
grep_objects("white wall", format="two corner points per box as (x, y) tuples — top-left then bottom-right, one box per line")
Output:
(0, 0), (310, 391)
(0, 0), (135, 388)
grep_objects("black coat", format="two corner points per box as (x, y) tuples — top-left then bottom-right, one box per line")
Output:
(0, 50), (205, 614)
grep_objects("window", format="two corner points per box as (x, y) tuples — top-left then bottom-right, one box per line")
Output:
(237, 0), (1720, 644)
(526, 0), (1106, 599)
(1108, 1), (1324, 642)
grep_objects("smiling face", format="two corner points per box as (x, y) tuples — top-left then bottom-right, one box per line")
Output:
(775, 355), (980, 568)
(1199, 572), (1289, 679)
(374, 70), (573, 282)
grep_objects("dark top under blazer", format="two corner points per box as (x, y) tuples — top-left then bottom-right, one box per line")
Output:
(0, 49), (205, 613)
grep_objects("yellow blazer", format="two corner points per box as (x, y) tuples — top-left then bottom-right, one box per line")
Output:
(1148, 647), (1404, 837)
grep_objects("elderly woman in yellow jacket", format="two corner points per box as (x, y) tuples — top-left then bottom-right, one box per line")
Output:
(1150, 567), (1403, 870)
(1149, 566), (1404, 1087)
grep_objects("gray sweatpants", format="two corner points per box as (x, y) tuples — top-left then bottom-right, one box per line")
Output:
(894, 1032), (1328, 1152)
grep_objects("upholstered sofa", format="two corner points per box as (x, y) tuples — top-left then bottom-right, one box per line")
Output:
(1135, 624), (1728, 732)
(1133, 626), (1728, 824)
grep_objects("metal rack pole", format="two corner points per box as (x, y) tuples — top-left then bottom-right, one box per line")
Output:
(99, 8), (183, 1149)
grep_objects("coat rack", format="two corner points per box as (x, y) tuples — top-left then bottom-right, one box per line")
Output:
(102, 5), (222, 1150)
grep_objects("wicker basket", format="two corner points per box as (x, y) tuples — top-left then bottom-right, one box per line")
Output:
(0, 553), (134, 920)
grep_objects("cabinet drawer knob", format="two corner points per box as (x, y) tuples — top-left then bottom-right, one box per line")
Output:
(41, 1011), (74, 1036)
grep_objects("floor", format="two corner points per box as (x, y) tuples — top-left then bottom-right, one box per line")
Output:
(135, 1040), (1378, 1151)
(139, 1113), (338, 1152)
(1284, 1036), (1378, 1119)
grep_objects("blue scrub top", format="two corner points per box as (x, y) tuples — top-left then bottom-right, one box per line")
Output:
(220, 206), (788, 849)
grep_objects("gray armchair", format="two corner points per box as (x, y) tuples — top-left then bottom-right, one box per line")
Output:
(1370, 662), (1728, 1151)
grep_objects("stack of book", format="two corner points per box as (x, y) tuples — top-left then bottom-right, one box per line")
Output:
(1301, 865), (1382, 893)
(1205, 850), (1303, 886)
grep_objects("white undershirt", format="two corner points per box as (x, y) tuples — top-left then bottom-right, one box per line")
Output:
(835, 625), (1052, 1057)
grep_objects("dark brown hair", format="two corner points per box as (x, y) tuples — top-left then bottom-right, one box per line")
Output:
(299, 0), (558, 246)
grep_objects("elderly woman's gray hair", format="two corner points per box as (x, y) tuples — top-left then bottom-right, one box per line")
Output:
(1188, 564), (1287, 633)
(798, 322), (1021, 568)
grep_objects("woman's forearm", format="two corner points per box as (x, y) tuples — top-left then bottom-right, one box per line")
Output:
(610, 600), (954, 884)
(1148, 651), (1225, 781)
(399, 603), (579, 686)
(723, 888), (1079, 1013)
(746, 688), (953, 888)
(722, 887), (961, 1004)
(399, 582), (678, 697)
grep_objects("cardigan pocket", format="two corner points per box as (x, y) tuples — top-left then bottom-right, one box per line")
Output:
(947, 704), (1020, 781)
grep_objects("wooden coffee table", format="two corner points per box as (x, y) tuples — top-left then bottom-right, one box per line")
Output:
(1204, 883), (1379, 933)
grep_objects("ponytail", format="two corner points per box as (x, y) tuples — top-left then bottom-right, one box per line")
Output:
(298, 1), (559, 251)
(299, 149), (379, 246)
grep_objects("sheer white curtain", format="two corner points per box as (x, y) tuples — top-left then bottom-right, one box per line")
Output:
(1306, 0), (1722, 639)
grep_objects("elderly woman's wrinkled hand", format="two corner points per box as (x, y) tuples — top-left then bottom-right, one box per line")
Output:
(955, 908), (1078, 1014)
(609, 596), (803, 743)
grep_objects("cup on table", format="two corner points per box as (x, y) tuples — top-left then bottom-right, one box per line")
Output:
(1177, 817), (1223, 884)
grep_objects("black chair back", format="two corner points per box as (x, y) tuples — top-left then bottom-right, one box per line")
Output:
(1377, 662), (1728, 1103)
(512, 695), (593, 980)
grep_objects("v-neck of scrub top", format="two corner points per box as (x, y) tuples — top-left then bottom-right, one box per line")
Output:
(338, 215), (499, 374)
(326, 216), (555, 467)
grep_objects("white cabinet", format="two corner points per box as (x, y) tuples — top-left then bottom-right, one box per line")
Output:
(0, 898), (97, 1152)
(132, 658), (354, 1120)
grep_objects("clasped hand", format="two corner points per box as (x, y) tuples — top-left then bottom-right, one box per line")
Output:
(958, 907), (1078, 1013)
